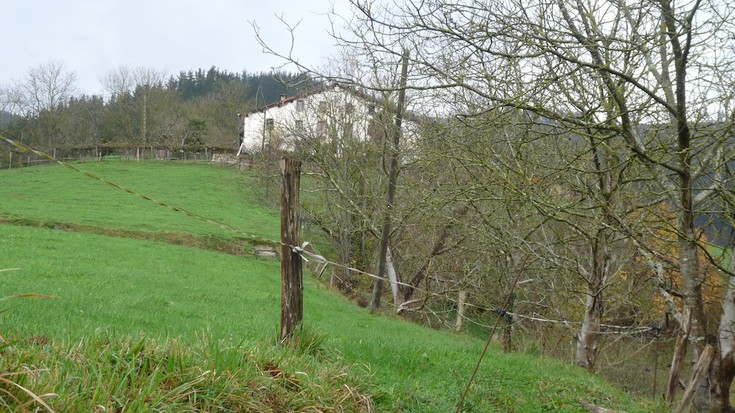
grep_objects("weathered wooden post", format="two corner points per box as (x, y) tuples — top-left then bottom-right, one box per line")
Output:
(501, 293), (515, 353)
(454, 290), (467, 333)
(280, 156), (303, 342)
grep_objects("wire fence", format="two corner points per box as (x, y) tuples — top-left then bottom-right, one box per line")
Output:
(0, 144), (250, 170)
(1, 135), (661, 337)
(1, 133), (673, 398)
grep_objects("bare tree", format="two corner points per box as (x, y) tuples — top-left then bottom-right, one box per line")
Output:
(102, 66), (171, 152)
(255, 1), (735, 405)
(7, 60), (76, 147)
(339, 0), (735, 409)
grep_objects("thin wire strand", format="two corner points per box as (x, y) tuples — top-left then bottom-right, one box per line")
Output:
(2, 135), (658, 337)
(455, 254), (530, 413)
(1, 135), (279, 247)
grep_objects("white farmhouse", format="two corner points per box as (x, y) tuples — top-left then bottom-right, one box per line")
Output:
(237, 84), (419, 156)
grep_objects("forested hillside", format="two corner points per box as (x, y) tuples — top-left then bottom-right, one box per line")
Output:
(0, 66), (316, 151)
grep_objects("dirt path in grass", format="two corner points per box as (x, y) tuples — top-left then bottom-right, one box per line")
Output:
(0, 217), (278, 258)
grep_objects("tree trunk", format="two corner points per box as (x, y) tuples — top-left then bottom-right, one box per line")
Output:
(681, 224), (711, 411)
(575, 235), (609, 373)
(401, 205), (467, 302)
(386, 247), (399, 305)
(679, 345), (716, 413)
(576, 282), (603, 372)
(667, 321), (690, 404)
(371, 49), (409, 310)
(705, 257), (735, 413)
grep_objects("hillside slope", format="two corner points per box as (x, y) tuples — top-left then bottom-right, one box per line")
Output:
(0, 161), (663, 412)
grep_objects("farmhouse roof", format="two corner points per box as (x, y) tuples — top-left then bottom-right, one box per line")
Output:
(240, 83), (384, 119)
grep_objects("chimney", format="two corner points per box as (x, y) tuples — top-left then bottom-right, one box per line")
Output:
(280, 94), (286, 103)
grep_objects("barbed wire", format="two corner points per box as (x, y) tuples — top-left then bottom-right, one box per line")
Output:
(2, 134), (658, 337)
(1, 135), (279, 247)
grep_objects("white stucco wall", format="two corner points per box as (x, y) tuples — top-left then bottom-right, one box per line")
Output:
(238, 85), (419, 156)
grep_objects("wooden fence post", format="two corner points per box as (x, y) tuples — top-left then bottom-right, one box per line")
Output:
(455, 290), (467, 333)
(280, 156), (303, 342)
(502, 293), (516, 353)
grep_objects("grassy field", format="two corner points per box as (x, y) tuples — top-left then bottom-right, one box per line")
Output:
(1, 160), (278, 241)
(0, 161), (665, 412)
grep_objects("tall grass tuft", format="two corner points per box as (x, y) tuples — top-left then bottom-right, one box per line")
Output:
(0, 329), (374, 412)
(282, 324), (330, 357)
(1, 282), (57, 413)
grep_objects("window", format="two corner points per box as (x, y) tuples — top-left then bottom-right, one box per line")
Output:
(318, 101), (327, 112)
(266, 118), (274, 131)
(317, 120), (327, 136)
(345, 103), (354, 115)
(344, 122), (354, 140)
(296, 99), (305, 112)
(295, 120), (304, 129)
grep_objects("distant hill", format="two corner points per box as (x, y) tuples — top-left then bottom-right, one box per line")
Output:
(168, 67), (320, 104)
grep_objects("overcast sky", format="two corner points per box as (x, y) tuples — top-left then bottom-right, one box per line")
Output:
(1, 0), (348, 95)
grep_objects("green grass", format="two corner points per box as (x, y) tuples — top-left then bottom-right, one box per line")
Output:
(0, 161), (278, 241)
(710, 244), (732, 269)
(0, 225), (279, 339)
(0, 162), (665, 412)
(1, 328), (374, 412)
